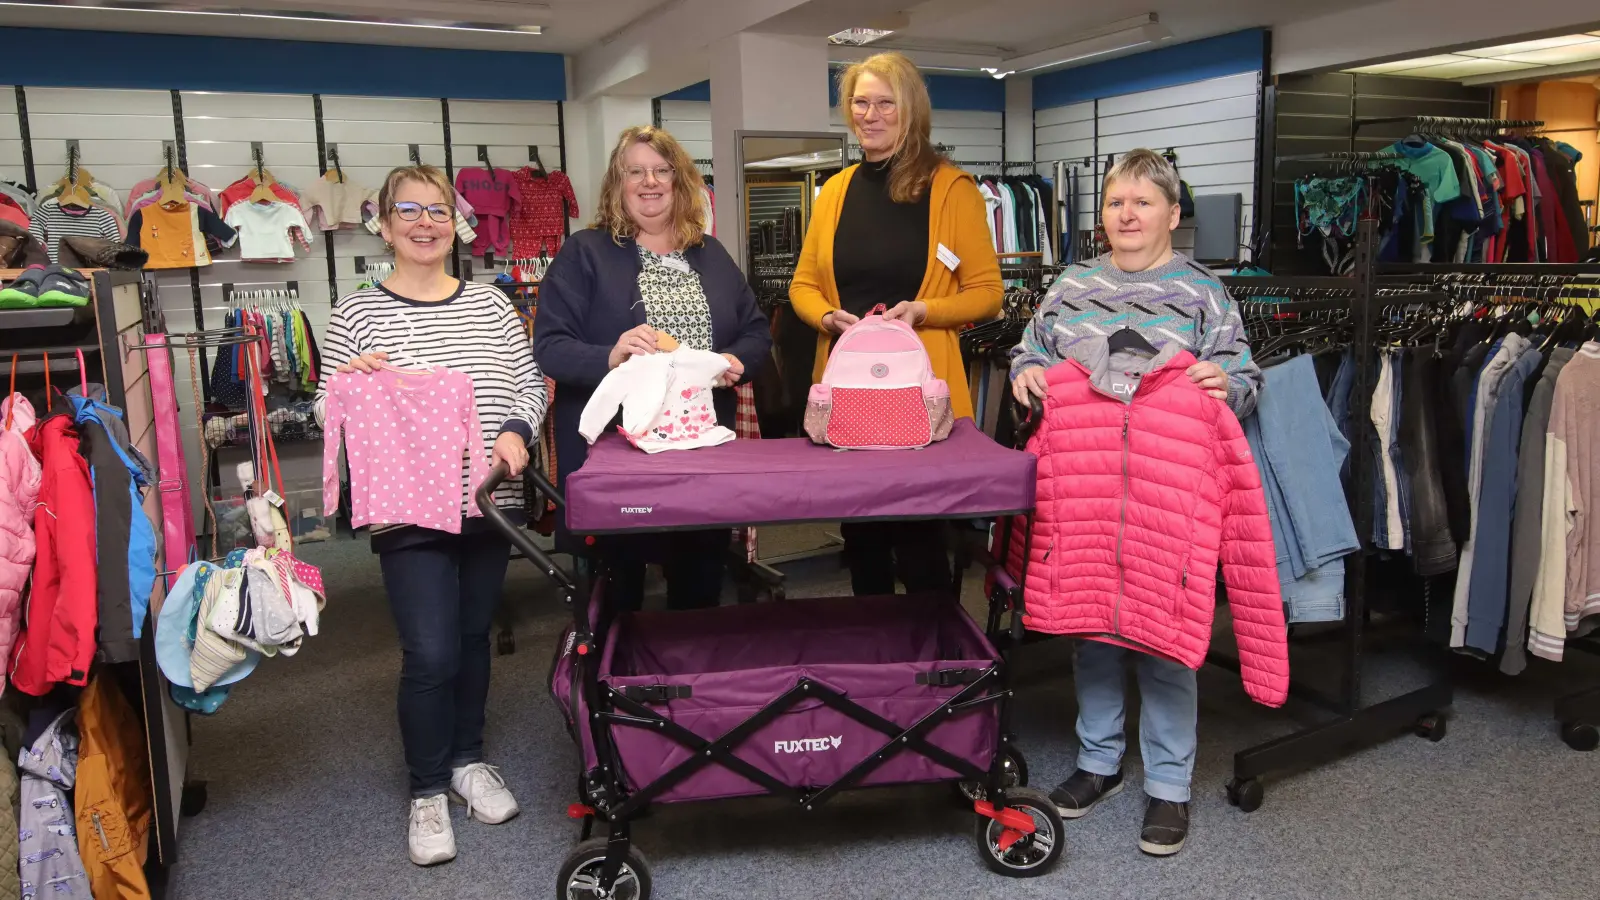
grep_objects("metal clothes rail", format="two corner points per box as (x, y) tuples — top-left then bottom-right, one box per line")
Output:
(1212, 219), (1453, 811)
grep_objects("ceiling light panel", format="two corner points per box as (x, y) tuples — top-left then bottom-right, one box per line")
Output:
(1494, 43), (1600, 65)
(1391, 58), (1540, 78)
(1346, 55), (1464, 74)
(1458, 34), (1600, 57)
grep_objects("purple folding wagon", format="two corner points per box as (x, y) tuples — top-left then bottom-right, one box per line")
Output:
(476, 419), (1062, 899)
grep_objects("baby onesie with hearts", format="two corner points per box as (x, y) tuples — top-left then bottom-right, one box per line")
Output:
(578, 348), (735, 452)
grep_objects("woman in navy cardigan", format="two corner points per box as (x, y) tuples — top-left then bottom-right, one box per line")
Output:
(535, 126), (771, 610)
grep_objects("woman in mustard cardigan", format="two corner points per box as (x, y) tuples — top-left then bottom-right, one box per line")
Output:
(790, 50), (1002, 597)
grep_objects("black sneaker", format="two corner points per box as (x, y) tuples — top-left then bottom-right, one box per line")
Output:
(1139, 799), (1189, 856)
(1049, 768), (1123, 819)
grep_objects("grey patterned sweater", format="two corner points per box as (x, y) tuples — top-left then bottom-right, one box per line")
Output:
(1009, 251), (1262, 417)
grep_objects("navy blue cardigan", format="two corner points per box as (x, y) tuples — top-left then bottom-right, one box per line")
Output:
(534, 227), (772, 499)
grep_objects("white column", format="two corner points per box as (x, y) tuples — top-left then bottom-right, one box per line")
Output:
(710, 31), (831, 270)
(567, 94), (654, 227)
(1004, 76), (1035, 166)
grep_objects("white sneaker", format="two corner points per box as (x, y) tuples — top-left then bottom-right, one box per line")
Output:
(451, 762), (520, 824)
(407, 794), (456, 866)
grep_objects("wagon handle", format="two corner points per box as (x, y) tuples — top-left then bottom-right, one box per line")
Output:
(1012, 395), (1044, 448)
(477, 461), (576, 595)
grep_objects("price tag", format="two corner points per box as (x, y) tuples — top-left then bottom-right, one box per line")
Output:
(263, 490), (285, 508)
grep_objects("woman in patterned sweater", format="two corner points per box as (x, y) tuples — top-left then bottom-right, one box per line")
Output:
(535, 126), (771, 611)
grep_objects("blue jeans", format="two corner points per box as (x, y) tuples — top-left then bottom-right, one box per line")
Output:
(1073, 640), (1198, 803)
(378, 526), (512, 797)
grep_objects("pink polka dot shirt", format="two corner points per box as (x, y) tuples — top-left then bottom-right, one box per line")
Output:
(322, 366), (490, 534)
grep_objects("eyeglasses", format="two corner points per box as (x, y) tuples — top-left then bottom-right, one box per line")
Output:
(850, 97), (898, 117)
(391, 201), (455, 223)
(625, 165), (676, 184)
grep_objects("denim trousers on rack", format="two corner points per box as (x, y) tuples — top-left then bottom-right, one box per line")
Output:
(1072, 640), (1198, 803)
(1244, 354), (1359, 623)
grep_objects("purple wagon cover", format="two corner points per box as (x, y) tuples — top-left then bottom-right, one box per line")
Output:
(565, 419), (1036, 533)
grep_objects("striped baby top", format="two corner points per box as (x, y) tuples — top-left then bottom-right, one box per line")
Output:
(1009, 251), (1263, 417)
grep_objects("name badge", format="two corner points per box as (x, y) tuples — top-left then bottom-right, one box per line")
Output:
(936, 243), (960, 272)
(660, 256), (691, 274)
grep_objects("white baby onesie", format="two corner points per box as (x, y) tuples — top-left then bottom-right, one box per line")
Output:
(578, 348), (736, 452)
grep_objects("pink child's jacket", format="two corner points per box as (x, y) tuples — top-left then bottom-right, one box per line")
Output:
(1006, 342), (1288, 707)
(0, 395), (41, 689)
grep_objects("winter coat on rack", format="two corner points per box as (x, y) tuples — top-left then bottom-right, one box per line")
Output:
(18, 708), (89, 899)
(1005, 339), (1289, 707)
(68, 385), (157, 664)
(0, 394), (41, 688)
(11, 411), (97, 696)
(74, 672), (153, 900)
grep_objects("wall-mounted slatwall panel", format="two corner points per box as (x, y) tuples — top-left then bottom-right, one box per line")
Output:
(1269, 72), (1492, 273)
(658, 99), (712, 160)
(0, 88), (23, 182)
(25, 87), (176, 197)
(320, 94), (447, 298)
(1035, 72), (1260, 262)
(1034, 101), (1096, 235)
(448, 99), (564, 279)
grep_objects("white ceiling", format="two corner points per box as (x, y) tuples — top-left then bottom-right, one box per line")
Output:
(1345, 31), (1600, 83)
(0, 0), (663, 53)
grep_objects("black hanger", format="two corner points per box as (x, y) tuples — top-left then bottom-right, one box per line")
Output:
(528, 146), (545, 174)
(1106, 327), (1158, 355)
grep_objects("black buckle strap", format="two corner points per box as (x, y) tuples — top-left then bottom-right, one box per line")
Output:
(621, 684), (693, 704)
(916, 667), (983, 687)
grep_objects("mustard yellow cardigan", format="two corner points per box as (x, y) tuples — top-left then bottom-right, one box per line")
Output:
(789, 162), (1003, 421)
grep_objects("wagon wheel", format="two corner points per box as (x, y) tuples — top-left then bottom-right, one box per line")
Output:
(557, 837), (652, 900)
(956, 744), (1028, 802)
(974, 787), (1064, 877)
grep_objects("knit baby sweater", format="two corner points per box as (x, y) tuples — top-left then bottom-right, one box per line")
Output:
(1009, 251), (1263, 417)
(578, 348), (736, 453)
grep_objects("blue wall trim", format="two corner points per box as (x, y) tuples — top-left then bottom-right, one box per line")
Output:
(659, 81), (711, 102)
(660, 71), (1005, 112)
(0, 27), (566, 101)
(1034, 29), (1266, 110)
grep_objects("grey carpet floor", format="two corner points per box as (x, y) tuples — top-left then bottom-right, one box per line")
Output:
(170, 537), (1600, 900)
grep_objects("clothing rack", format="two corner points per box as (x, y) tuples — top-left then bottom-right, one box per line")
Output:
(1208, 219), (1453, 811)
(1354, 116), (1545, 135)
(1372, 260), (1600, 751)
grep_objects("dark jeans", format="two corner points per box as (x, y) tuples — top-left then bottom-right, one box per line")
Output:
(377, 526), (511, 798)
(606, 528), (730, 612)
(840, 520), (951, 596)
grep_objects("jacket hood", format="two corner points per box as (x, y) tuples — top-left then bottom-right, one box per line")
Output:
(18, 709), (78, 788)
(1058, 336), (1192, 397)
(2, 393), (36, 435)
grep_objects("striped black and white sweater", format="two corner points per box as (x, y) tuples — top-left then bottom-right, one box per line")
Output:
(315, 279), (547, 515)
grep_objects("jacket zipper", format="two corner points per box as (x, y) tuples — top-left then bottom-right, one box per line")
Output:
(91, 812), (109, 852)
(1112, 409), (1131, 636)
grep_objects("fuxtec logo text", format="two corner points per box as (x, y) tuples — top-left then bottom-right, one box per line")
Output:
(620, 507), (653, 514)
(774, 736), (843, 754)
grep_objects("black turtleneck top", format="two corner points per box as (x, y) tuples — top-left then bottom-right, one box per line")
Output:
(831, 158), (931, 318)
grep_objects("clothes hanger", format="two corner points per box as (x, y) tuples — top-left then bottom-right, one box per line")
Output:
(248, 146), (277, 204)
(324, 146), (346, 184)
(381, 311), (436, 372)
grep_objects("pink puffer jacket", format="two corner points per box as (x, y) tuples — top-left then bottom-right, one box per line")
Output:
(1007, 347), (1288, 707)
(0, 394), (41, 688)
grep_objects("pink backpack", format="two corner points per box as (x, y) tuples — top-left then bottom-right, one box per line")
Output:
(804, 304), (954, 450)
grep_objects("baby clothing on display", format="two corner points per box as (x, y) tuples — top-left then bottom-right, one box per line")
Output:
(578, 348), (735, 453)
(321, 364), (489, 533)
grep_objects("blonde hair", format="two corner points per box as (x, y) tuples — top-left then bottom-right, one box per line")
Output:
(592, 126), (706, 249)
(837, 52), (942, 203)
(377, 164), (456, 224)
(1101, 149), (1181, 206)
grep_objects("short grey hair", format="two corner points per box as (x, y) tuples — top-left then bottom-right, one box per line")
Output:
(1102, 148), (1180, 206)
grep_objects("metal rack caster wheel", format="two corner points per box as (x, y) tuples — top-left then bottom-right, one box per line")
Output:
(974, 786), (1064, 877)
(1414, 713), (1447, 742)
(1225, 777), (1263, 813)
(557, 837), (651, 900)
(957, 744), (1029, 802)
(180, 781), (208, 817)
(1560, 721), (1599, 752)
(496, 629), (516, 656)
